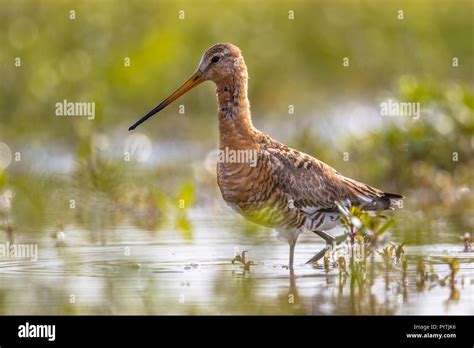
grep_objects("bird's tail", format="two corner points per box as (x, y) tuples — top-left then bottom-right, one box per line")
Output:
(382, 192), (404, 209)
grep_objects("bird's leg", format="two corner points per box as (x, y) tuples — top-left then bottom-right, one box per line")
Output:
(334, 231), (349, 245)
(278, 228), (300, 271)
(313, 230), (336, 247)
(306, 245), (331, 265)
(306, 230), (342, 264)
(289, 241), (296, 271)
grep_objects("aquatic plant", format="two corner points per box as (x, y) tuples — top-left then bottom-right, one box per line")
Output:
(415, 255), (462, 302)
(231, 250), (253, 271)
(460, 233), (472, 252)
(328, 203), (408, 302)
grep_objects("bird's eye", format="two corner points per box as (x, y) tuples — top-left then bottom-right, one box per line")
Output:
(211, 56), (220, 63)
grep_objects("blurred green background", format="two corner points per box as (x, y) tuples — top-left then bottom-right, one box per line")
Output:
(0, 0), (473, 243)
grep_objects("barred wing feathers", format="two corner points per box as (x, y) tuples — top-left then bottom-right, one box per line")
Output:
(265, 144), (403, 213)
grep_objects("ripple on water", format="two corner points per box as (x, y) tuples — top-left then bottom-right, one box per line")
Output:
(0, 222), (473, 315)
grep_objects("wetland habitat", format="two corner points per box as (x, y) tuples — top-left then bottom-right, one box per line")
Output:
(0, 0), (473, 316)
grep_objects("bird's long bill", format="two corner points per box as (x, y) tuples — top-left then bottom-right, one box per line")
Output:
(128, 70), (204, 131)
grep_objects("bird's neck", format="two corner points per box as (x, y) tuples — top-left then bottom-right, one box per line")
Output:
(215, 72), (256, 149)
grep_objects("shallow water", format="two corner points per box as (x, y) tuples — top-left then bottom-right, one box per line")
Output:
(0, 209), (472, 315)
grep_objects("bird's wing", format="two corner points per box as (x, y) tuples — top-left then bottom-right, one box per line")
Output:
(265, 143), (400, 213)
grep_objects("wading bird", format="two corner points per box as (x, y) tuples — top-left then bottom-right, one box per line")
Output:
(129, 43), (403, 270)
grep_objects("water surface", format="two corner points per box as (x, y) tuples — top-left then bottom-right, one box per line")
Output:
(0, 209), (472, 315)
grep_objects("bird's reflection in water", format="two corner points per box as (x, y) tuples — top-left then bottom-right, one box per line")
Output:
(288, 269), (299, 306)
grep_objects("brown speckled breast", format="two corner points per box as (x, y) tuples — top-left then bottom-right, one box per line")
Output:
(216, 141), (305, 230)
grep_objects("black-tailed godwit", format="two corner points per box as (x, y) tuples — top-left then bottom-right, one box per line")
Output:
(129, 43), (404, 270)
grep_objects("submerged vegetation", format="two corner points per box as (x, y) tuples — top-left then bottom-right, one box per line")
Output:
(305, 206), (467, 311)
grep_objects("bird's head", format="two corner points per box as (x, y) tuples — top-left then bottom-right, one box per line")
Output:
(129, 43), (245, 131)
(197, 43), (245, 82)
